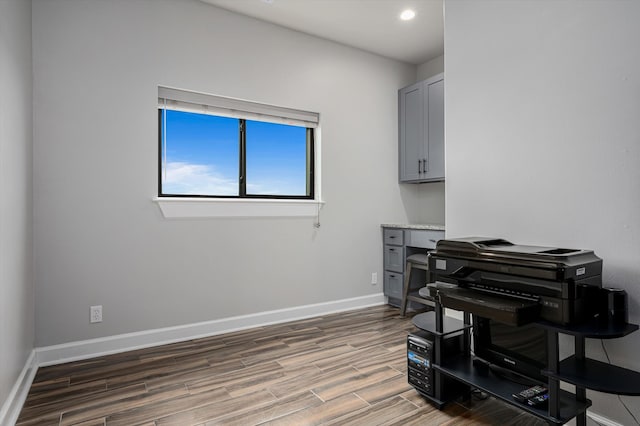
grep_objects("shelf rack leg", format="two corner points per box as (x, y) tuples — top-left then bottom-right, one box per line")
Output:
(435, 299), (443, 332)
(463, 312), (471, 356)
(547, 330), (561, 421)
(575, 336), (587, 426)
(434, 299), (444, 402)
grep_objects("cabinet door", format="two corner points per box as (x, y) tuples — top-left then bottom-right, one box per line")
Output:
(384, 245), (404, 273)
(384, 271), (404, 301)
(399, 82), (424, 182)
(423, 76), (445, 181)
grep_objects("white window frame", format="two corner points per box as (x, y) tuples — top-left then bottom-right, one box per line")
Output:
(154, 87), (323, 218)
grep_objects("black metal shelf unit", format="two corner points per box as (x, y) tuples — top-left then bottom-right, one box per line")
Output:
(411, 302), (640, 426)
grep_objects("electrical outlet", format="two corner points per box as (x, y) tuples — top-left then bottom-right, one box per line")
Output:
(90, 305), (102, 323)
(371, 272), (378, 285)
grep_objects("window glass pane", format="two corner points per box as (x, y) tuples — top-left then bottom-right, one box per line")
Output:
(161, 110), (239, 196)
(245, 120), (309, 196)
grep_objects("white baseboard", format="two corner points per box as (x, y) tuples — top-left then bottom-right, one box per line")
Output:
(587, 410), (624, 426)
(0, 350), (38, 426)
(36, 293), (385, 367)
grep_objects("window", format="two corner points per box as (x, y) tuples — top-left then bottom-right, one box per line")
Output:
(158, 87), (317, 200)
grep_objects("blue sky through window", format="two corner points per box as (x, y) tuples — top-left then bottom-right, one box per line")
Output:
(162, 110), (239, 195)
(246, 120), (307, 195)
(161, 109), (309, 197)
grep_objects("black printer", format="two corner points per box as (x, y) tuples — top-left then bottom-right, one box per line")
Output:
(427, 237), (603, 325)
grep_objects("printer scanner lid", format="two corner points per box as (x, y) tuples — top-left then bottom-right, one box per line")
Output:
(430, 237), (602, 272)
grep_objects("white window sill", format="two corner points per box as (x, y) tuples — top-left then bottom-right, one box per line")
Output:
(153, 197), (324, 218)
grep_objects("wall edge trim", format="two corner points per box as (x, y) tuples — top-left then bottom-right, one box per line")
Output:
(0, 349), (38, 426)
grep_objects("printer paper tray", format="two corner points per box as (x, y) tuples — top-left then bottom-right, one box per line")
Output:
(435, 287), (541, 326)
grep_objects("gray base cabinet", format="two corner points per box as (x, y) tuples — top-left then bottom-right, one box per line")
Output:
(383, 228), (404, 304)
(384, 271), (404, 300)
(399, 73), (444, 183)
(382, 226), (444, 308)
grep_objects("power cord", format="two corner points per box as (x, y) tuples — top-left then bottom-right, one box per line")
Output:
(313, 202), (321, 228)
(600, 340), (640, 425)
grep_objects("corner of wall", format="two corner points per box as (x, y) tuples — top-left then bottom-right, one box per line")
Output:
(417, 54), (445, 81)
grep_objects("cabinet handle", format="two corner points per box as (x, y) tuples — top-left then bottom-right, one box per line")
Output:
(423, 158), (428, 173)
(418, 159), (422, 174)
(389, 248), (396, 252)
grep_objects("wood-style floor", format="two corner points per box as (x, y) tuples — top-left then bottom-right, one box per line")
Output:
(17, 305), (546, 426)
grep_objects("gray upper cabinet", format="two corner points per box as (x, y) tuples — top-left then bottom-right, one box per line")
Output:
(398, 73), (445, 183)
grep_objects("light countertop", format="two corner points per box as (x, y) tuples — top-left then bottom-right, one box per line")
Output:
(381, 223), (445, 231)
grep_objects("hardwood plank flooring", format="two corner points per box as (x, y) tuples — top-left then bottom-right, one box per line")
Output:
(18, 306), (547, 425)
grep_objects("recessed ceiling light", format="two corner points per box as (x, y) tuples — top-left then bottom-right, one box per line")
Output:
(400, 9), (416, 21)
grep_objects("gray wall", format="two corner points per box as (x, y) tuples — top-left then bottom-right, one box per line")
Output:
(0, 0), (35, 409)
(400, 182), (445, 226)
(445, 0), (640, 423)
(417, 55), (444, 81)
(32, 0), (417, 346)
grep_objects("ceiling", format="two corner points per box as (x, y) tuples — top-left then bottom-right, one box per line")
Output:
(200, 0), (444, 65)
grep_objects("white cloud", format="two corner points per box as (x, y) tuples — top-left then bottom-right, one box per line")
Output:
(163, 162), (237, 195)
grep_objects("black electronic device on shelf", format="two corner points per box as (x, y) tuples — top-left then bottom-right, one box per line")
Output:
(473, 315), (548, 383)
(512, 384), (548, 403)
(407, 332), (434, 396)
(407, 318), (470, 407)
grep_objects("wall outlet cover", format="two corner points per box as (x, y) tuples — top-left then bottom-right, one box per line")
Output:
(90, 305), (102, 323)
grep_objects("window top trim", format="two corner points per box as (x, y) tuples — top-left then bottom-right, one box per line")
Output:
(158, 86), (319, 128)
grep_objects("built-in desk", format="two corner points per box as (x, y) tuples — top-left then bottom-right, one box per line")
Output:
(380, 224), (444, 308)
